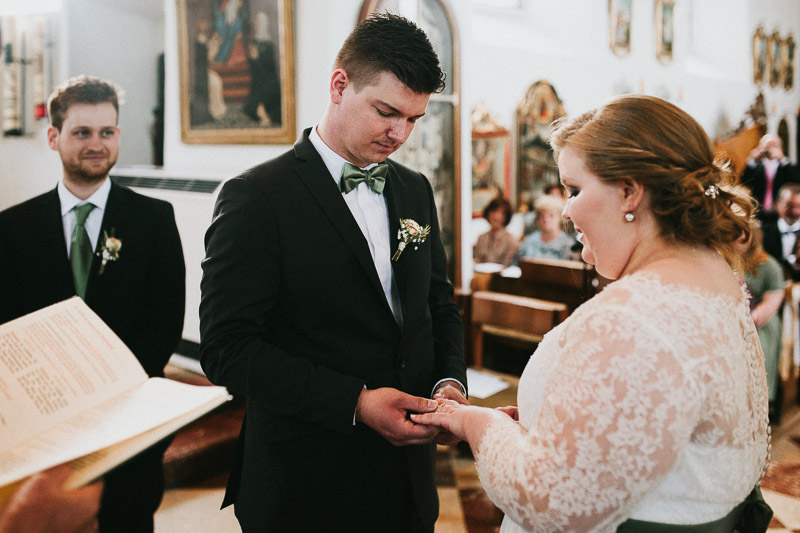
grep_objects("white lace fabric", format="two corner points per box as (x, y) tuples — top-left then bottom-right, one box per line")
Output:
(475, 272), (770, 532)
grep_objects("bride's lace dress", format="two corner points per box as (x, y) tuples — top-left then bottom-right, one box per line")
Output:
(475, 272), (770, 532)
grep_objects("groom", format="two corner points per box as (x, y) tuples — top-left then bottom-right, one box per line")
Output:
(199, 13), (467, 532)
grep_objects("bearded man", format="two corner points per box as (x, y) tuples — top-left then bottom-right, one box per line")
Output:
(0, 75), (185, 532)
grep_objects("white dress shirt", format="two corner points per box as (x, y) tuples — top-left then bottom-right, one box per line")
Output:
(309, 127), (466, 402)
(58, 178), (112, 256)
(309, 126), (403, 326)
(777, 217), (800, 262)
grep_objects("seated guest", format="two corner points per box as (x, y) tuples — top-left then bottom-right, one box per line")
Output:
(761, 183), (800, 280)
(474, 197), (519, 268)
(740, 221), (786, 424)
(544, 182), (566, 200)
(513, 194), (578, 263)
(413, 94), (772, 531)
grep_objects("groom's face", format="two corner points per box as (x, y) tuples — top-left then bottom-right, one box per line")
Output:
(331, 69), (429, 167)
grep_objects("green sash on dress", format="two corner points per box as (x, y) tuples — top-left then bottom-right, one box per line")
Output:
(616, 486), (772, 533)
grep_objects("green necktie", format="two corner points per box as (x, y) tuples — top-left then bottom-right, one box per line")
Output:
(70, 203), (95, 299)
(340, 162), (389, 194)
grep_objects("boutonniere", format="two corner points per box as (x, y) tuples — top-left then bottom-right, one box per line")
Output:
(96, 229), (122, 275)
(392, 218), (430, 262)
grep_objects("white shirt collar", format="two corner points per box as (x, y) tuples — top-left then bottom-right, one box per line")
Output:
(58, 178), (112, 215)
(777, 217), (800, 234)
(308, 126), (382, 188)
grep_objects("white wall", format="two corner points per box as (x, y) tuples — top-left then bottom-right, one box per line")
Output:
(66, 0), (164, 167)
(0, 0), (163, 211)
(3, 0), (800, 289)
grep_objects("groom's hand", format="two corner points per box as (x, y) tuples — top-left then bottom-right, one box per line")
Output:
(355, 388), (439, 446)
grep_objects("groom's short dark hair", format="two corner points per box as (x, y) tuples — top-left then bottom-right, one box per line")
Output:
(334, 12), (446, 94)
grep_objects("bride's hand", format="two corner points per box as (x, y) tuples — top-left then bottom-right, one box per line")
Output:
(411, 399), (509, 445)
(411, 399), (468, 438)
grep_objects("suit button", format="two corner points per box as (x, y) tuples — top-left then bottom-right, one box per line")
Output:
(398, 359), (406, 369)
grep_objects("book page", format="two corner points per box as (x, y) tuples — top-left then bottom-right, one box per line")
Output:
(0, 298), (147, 452)
(0, 377), (230, 488)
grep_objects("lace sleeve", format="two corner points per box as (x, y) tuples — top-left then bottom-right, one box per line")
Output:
(474, 305), (704, 532)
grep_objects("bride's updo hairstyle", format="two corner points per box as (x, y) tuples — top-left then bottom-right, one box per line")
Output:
(549, 94), (755, 266)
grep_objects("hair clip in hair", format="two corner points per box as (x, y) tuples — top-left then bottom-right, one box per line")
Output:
(704, 185), (719, 199)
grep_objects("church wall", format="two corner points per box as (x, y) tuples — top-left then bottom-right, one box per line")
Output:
(2, 0), (799, 307)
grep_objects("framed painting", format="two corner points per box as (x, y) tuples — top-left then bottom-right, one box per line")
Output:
(609, 0), (632, 56)
(783, 35), (795, 90)
(472, 131), (510, 218)
(358, 0), (462, 286)
(753, 26), (767, 85)
(516, 80), (565, 212)
(655, 0), (674, 63)
(768, 30), (782, 88)
(176, 0), (295, 144)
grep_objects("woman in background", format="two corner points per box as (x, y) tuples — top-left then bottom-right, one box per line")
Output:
(740, 220), (785, 424)
(514, 194), (578, 263)
(415, 95), (771, 531)
(474, 197), (519, 268)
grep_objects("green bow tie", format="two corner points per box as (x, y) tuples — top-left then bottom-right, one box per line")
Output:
(340, 162), (389, 194)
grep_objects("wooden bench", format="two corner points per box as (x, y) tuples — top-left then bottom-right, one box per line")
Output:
(471, 291), (568, 369)
(486, 258), (608, 314)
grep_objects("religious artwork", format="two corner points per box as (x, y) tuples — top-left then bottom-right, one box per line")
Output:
(516, 80), (565, 212)
(358, 0), (462, 285)
(0, 14), (53, 136)
(753, 26), (767, 85)
(471, 104), (510, 218)
(768, 30), (782, 88)
(177, 0), (295, 144)
(655, 0), (674, 63)
(609, 0), (632, 56)
(783, 35), (795, 90)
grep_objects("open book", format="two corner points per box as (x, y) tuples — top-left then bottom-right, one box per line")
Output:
(0, 297), (230, 501)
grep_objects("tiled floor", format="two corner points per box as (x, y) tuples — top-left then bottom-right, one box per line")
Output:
(154, 394), (800, 532)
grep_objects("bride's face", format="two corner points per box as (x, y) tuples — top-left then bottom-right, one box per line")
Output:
(558, 145), (632, 280)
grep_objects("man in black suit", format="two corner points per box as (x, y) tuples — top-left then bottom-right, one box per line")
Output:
(762, 183), (800, 280)
(200, 13), (467, 532)
(0, 75), (185, 532)
(741, 133), (798, 220)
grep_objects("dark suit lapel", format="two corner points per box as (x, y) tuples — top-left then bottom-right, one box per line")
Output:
(293, 132), (386, 302)
(42, 188), (76, 293)
(383, 166), (410, 318)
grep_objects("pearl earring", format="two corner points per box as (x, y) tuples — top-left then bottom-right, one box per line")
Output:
(624, 212), (635, 222)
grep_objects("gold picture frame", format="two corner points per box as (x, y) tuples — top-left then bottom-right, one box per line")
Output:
(783, 35), (795, 90)
(472, 131), (510, 219)
(176, 0), (296, 145)
(768, 30), (782, 88)
(753, 26), (767, 85)
(609, 0), (632, 56)
(655, 0), (674, 63)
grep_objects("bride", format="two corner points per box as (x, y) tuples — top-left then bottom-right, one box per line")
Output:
(414, 95), (772, 532)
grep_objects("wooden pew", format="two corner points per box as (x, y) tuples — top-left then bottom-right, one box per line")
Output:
(491, 258), (608, 313)
(471, 291), (568, 369)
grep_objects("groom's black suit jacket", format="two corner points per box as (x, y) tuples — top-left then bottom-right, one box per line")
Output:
(200, 129), (466, 532)
(0, 182), (185, 531)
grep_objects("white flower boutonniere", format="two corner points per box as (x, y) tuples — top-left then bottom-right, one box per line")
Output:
(96, 230), (122, 275)
(392, 218), (431, 262)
